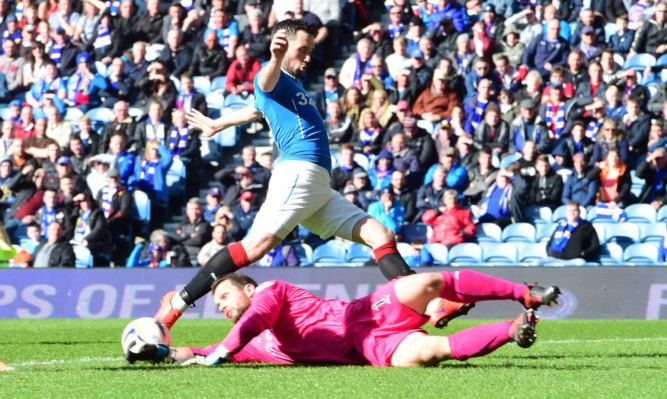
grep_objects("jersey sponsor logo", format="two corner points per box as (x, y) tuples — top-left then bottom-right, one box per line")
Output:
(371, 294), (391, 310)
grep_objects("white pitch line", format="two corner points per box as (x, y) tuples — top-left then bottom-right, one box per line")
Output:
(12, 356), (123, 367)
(7, 337), (666, 368)
(539, 337), (667, 344)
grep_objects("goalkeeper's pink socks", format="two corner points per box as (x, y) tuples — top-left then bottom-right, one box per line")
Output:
(448, 321), (513, 360)
(438, 270), (527, 304)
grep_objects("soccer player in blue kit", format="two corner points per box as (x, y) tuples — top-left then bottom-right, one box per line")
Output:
(157, 19), (471, 329)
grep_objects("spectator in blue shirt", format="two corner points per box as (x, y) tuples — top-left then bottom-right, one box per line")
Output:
(522, 19), (570, 78)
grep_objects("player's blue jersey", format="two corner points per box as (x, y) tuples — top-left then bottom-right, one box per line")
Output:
(253, 70), (332, 173)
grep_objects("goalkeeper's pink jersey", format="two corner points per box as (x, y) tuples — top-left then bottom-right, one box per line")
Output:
(191, 279), (427, 366)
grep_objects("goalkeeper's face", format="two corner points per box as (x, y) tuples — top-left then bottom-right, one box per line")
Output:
(213, 280), (255, 323)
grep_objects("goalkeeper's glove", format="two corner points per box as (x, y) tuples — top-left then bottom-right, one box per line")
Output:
(125, 341), (174, 364)
(204, 345), (231, 366)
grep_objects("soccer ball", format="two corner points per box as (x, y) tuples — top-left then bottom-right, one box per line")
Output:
(121, 317), (172, 355)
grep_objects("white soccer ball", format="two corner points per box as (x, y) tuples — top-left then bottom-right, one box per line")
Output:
(121, 317), (172, 355)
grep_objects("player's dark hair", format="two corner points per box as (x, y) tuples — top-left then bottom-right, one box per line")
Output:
(211, 273), (258, 292)
(272, 19), (317, 40)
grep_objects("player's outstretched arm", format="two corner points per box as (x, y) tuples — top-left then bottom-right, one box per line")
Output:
(187, 106), (262, 137)
(257, 29), (287, 94)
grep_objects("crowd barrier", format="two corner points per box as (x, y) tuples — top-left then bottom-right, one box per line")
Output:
(0, 267), (665, 320)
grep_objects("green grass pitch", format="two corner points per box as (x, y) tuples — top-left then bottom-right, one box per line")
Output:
(1, 319), (666, 398)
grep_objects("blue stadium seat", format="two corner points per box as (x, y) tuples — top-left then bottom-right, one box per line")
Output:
(501, 223), (536, 243)
(223, 93), (254, 109)
(86, 107), (115, 132)
(447, 243), (482, 265)
(94, 61), (108, 77)
(74, 245), (93, 268)
(346, 243), (371, 265)
(638, 223), (667, 243)
(170, 75), (181, 92)
(658, 205), (667, 222)
(596, 243), (624, 265)
(476, 223), (502, 242)
(128, 107), (144, 120)
(500, 153), (521, 169)
(210, 76), (227, 92)
(536, 223), (556, 243)
(552, 204), (586, 223)
(424, 243), (448, 265)
(623, 243), (661, 265)
(516, 242), (547, 265)
(605, 223), (640, 250)
(397, 242), (413, 258)
(404, 223), (430, 243)
(586, 206), (622, 223)
(312, 242), (348, 266)
(132, 190), (151, 237)
(623, 53), (656, 71)
(592, 223), (607, 245)
(64, 107), (84, 126)
(480, 242), (518, 264)
(354, 153), (370, 170)
(0, 106), (11, 121)
(292, 243), (313, 266)
(193, 76), (211, 95)
(166, 157), (186, 198)
(624, 204), (656, 224)
(523, 206), (552, 225)
(206, 91), (225, 111)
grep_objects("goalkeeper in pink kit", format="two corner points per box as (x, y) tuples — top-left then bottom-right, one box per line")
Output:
(127, 271), (560, 367)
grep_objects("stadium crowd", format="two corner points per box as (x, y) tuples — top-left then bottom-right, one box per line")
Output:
(0, 0), (666, 267)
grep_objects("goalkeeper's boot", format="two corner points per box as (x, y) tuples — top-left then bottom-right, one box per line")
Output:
(428, 298), (475, 328)
(125, 341), (173, 364)
(519, 284), (561, 310)
(154, 291), (183, 329)
(509, 309), (539, 348)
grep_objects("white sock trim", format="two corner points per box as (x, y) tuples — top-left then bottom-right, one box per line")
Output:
(171, 293), (189, 312)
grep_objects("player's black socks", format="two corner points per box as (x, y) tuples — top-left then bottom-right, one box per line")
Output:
(378, 253), (415, 280)
(180, 247), (238, 304)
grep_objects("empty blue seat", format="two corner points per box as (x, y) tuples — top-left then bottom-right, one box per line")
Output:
(193, 76), (211, 95)
(346, 243), (371, 265)
(605, 223), (640, 249)
(592, 223), (607, 244)
(312, 243), (348, 266)
(74, 245), (93, 268)
(424, 243), (448, 265)
(502, 223), (536, 243)
(516, 242), (547, 265)
(447, 243), (482, 264)
(397, 242), (413, 258)
(210, 76), (227, 92)
(524, 206), (552, 225)
(404, 223), (430, 243)
(206, 91), (225, 110)
(166, 157), (186, 198)
(292, 243), (313, 266)
(624, 204), (656, 224)
(623, 243), (661, 264)
(536, 223), (556, 243)
(658, 206), (667, 222)
(480, 242), (518, 264)
(132, 190), (151, 237)
(638, 223), (667, 243)
(354, 153), (370, 170)
(500, 153), (521, 169)
(623, 53), (656, 71)
(476, 223), (502, 242)
(596, 243), (623, 265)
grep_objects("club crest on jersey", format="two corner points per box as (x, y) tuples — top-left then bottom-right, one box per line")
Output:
(372, 294), (391, 310)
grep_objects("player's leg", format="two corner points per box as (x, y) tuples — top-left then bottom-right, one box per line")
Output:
(156, 161), (323, 327)
(351, 215), (414, 279)
(155, 230), (283, 327)
(390, 312), (536, 367)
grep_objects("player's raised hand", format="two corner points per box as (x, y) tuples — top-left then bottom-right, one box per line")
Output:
(270, 29), (288, 61)
(186, 109), (219, 137)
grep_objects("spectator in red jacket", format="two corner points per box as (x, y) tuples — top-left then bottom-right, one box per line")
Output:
(422, 188), (476, 248)
(225, 45), (261, 96)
